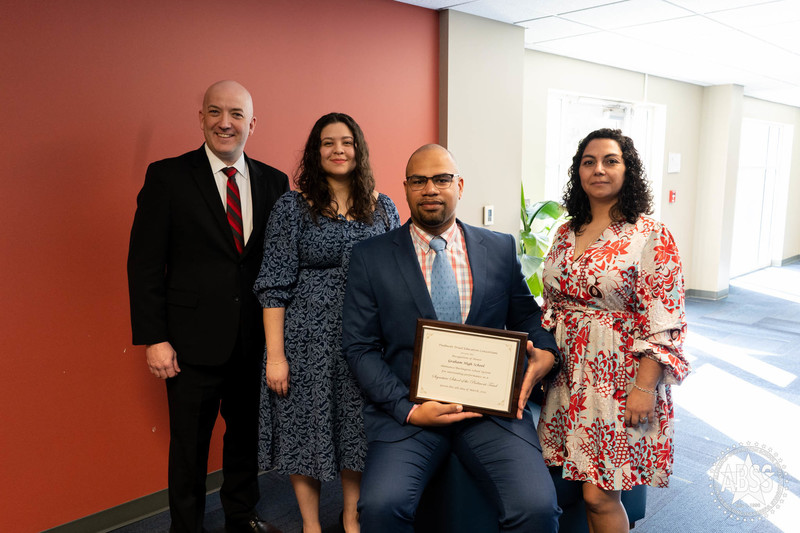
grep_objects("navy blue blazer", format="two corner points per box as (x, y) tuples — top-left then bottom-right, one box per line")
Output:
(342, 220), (558, 447)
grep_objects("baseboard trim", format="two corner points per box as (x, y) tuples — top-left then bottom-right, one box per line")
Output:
(43, 471), (225, 533)
(686, 287), (729, 300)
(781, 254), (800, 266)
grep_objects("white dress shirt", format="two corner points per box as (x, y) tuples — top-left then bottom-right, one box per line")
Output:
(204, 144), (254, 244)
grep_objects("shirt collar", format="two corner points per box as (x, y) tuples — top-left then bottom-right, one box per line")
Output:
(204, 144), (247, 179)
(410, 220), (460, 251)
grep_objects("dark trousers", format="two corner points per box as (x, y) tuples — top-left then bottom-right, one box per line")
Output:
(358, 419), (560, 533)
(166, 337), (261, 533)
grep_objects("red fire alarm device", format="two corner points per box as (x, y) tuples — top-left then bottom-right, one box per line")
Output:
(669, 190), (677, 203)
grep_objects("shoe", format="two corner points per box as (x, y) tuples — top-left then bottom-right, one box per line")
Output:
(225, 515), (282, 533)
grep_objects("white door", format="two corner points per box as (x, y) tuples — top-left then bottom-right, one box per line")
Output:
(544, 91), (664, 216)
(730, 119), (793, 278)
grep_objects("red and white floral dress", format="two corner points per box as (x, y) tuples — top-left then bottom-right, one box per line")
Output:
(538, 215), (690, 490)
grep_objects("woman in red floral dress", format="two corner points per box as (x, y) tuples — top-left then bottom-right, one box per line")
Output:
(538, 129), (691, 532)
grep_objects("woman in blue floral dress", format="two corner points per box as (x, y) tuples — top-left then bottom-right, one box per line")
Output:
(254, 113), (399, 533)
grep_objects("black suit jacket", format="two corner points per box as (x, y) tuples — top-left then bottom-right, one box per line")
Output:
(127, 146), (289, 365)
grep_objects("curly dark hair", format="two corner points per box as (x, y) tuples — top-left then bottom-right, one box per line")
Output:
(563, 128), (653, 232)
(295, 112), (376, 223)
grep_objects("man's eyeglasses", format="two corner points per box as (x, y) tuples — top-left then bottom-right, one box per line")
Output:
(405, 174), (460, 191)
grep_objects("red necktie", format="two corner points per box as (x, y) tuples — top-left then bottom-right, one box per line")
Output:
(223, 167), (244, 254)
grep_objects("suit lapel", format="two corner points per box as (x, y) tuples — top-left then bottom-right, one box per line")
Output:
(191, 147), (240, 259)
(393, 221), (489, 322)
(461, 222), (487, 324)
(243, 155), (264, 259)
(393, 222), (437, 319)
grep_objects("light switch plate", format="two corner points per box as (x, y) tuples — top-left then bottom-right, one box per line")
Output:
(668, 153), (681, 174)
(483, 205), (494, 225)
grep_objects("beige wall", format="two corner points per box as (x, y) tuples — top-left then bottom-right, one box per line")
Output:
(439, 12), (800, 294)
(522, 52), (645, 199)
(785, 119), (800, 260)
(439, 10), (525, 236)
(647, 77), (704, 283)
(522, 50), (703, 288)
(692, 85), (743, 296)
(522, 50), (800, 294)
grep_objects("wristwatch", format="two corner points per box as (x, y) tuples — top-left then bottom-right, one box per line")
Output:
(541, 347), (561, 380)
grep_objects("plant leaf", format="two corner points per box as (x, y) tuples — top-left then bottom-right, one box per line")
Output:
(521, 185), (531, 232)
(519, 234), (538, 255)
(537, 201), (565, 220)
(519, 254), (543, 277)
(527, 272), (544, 297)
(518, 193), (566, 298)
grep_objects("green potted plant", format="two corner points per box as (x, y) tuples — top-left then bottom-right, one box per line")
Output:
(519, 184), (567, 298)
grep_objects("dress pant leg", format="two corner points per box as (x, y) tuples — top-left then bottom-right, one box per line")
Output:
(358, 429), (451, 533)
(453, 420), (561, 533)
(218, 337), (261, 523)
(166, 363), (224, 533)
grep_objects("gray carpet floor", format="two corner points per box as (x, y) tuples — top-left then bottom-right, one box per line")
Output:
(114, 263), (800, 533)
(633, 263), (800, 532)
(112, 468), (342, 533)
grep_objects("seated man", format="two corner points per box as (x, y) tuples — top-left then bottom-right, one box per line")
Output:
(342, 144), (562, 533)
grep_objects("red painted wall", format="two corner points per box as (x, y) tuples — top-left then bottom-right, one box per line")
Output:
(0, 1), (437, 530)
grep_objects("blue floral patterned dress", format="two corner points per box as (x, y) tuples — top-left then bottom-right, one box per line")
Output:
(253, 191), (400, 480)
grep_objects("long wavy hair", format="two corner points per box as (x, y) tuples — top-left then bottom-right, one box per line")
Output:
(294, 112), (376, 223)
(563, 128), (653, 232)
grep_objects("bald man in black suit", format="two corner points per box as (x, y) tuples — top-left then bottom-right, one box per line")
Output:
(128, 80), (288, 533)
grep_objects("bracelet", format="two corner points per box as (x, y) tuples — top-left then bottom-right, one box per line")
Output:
(541, 348), (561, 372)
(633, 383), (657, 396)
(266, 359), (287, 366)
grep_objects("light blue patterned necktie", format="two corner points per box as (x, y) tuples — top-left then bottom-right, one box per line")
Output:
(429, 236), (461, 323)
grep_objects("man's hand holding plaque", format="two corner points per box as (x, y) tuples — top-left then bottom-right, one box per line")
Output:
(408, 401), (483, 426)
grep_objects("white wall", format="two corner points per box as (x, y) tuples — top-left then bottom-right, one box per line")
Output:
(692, 85), (743, 297)
(785, 122), (800, 262)
(522, 50), (800, 294)
(523, 50), (702, 288)
(646, 77), (704, 281)
(439, 10), (524, 236)
(439, 14), (800, 293)
(742, 98), (800, 263)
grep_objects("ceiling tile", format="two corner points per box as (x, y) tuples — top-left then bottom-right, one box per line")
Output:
(667, 0), (778, 14)
(522, 16), (599, 43)
(706, 0), (800, 30)
(393, 0), (473, 10)
(394, 0), (800, 107)
(748, 21), (800, 53)
(724, 41), (800, 84)
(453, 0), (552, 23)
(561, 0), (694, 30)
(617, 16), (737, 57)
(516, 0), (624, 18)
(531, 32), (715, 86)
